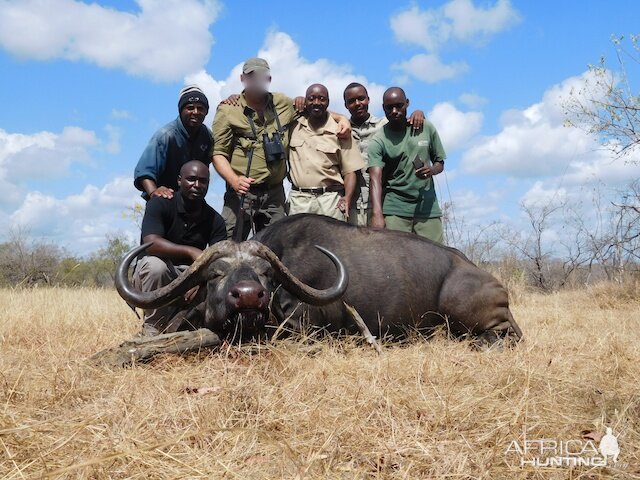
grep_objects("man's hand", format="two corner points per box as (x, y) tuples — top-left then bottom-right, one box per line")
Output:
(294, 96), (305, 113)
(336, 196), (349, 218)
(219, 94), (241, 107)
(151, 186), (174, 199)
(232, 175), (255, 194)
(408, 110), (425, 130)
(335, 116), (352, 139)
(371, 213), (385, 230)
(187, 246), (203, 263)
(184, 285), (200, 303)
(416, 162), (444, 179)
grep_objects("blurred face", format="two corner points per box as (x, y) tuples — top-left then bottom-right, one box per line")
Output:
(241, 71), (271, 96)
(305, 85), (329, 120)
(180, 103), (207, 130)
(344, 86), (369, 123)
(382, 90), (408, 128)
(178, 163), (209, 202)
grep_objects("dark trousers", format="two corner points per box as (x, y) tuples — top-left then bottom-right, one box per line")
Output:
(221, 183), (286, 240)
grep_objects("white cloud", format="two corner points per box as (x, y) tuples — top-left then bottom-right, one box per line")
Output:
(428, 102), (483, 151)
(186, 31), (387, 117)
(390, 0), (520, 83)
(9, 177), (140, 254)
(391, 0), (521, 51)
(392, 53), (469, 84)
(443, 0), (521, 42)
(0, 127), (99, 182)
(0, 126), (121, 216)
(459, 92), (488, 109)
(447, 188), (500, 220)
(390, 5), (447, 52)
(0, 0), (221, 81)
(520, 181), (568, 208)
(460, 70), (640, 186)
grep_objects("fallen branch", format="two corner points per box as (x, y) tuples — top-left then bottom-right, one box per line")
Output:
(343, 302), (382, 355)
(89, 328), (221, 368)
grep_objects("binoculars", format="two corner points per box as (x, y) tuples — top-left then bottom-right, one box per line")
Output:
(262, 132), (286, 163)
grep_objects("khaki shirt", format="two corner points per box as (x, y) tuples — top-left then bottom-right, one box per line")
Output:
(289, 115), (365, 188)
(351, 114), (388, 208)
(212, 92), (297, 185)
(352, 114), (388, 166)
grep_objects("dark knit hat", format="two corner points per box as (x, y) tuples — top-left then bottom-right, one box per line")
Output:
(178, 85), (209, 112)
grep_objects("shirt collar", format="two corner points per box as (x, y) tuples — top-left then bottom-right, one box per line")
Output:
(176, 116), (207, 141)
(176, 116), (189, 139)
(241, 91), (275, 116)
(353, 113), (384, 126)
(175, 191), (186, 214)
(298, 113), (337, 134)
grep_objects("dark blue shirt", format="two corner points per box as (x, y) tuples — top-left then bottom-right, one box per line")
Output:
(134, 117), (213, 199)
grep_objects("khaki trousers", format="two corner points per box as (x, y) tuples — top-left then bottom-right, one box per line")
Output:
(384, 215), (444, 243)
(288, 190), (347, 222)
(132, 256), (190, 335)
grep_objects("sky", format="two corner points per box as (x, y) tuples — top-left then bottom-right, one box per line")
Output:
(1, 0), (639, 255)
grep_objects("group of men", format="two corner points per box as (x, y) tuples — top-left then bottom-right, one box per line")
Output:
(131, 57), (447, 335)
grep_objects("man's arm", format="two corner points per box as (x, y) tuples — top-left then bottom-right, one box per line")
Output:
(369, 167), (385, 229)
(143, 234), (202, 263)
(415, 160), (444, 179)
(338, 172), (357, 218)
(211, 108), (255, 194)
(329, 112), (351, 138)
(140, 178), (174, 199)
(212, 154), (254, 194)
(140, 197), (201, 263)
(416, 124), (446, 178)
(407, 110), (425, 130)
(134, 134), (169, 198)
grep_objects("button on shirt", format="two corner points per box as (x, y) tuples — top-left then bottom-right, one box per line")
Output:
(288, 115), (365, 188)
(134, 117), (212, 199)
(140, 194), (227, 265)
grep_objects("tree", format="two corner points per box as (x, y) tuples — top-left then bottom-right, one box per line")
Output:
(0, 227), (65, 286)
(564, 35), (640, 159)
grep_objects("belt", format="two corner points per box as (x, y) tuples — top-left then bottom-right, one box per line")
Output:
(291, 185), (345, 194)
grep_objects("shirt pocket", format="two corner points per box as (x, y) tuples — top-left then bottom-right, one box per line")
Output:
(416, 139), (431, 162)
(315, 141), (340, 167)
(290, 136), (305, 149)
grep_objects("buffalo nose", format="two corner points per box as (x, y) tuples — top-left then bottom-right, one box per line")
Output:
(227, 280), (269, 311)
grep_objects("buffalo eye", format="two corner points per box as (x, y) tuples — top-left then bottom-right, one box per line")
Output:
(208, 270), (225, 281)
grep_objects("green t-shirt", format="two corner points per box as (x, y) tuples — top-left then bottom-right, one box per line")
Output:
(368, 121), (446, 219)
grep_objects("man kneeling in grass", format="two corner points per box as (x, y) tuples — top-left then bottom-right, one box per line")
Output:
(133, 161), (226, 335)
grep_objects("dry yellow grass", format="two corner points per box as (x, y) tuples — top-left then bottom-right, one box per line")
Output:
(1, 283), (639, 479)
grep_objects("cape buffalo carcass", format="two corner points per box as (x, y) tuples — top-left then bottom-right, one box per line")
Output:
(115, 240), (348, 340)
(116, 214), (522, 344)
(252, 214), (523, 344)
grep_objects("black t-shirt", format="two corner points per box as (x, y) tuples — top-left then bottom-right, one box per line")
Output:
(140, 194), (226, 264)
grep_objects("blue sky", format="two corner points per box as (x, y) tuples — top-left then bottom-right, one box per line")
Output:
(1, 0), (639, 255)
